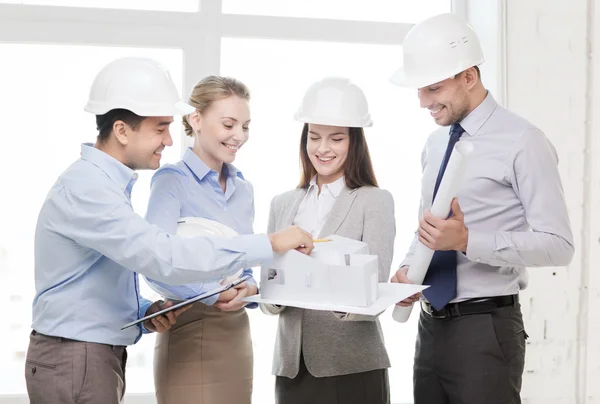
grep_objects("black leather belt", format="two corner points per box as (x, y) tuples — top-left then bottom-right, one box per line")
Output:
(421, 294), (518, 319)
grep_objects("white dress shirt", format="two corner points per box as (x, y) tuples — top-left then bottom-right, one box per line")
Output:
(402, 92), (574, 302)
(293, 175), (346, 236)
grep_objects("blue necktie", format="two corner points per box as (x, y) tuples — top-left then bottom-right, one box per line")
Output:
(422, 123), (465, 311)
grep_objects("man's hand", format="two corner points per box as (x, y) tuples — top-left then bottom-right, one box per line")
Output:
(268, 225), (314, 255)
(216, 287), (238, 302)
(143, 300), (191, 333)
(391, 266), (422, 307)
(418, 198), (469, 252)
(214, 282), (258, 312)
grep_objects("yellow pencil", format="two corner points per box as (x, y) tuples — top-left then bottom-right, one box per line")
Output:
(313, 238), (331, 242)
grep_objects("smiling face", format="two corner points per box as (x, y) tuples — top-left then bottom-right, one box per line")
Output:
(190, 95), (250, 170)
(418, 77), (470, 126)
(416, 66), (486, 127)
(305, 123), (350, 184)
(116, 116), (174, 170)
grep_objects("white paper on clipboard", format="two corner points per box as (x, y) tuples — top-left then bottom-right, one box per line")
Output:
(121, 274), (251, 330)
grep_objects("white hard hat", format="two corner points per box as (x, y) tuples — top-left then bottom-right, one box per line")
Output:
(390, 13), (484, 89)
(294, 77), (373, 128)
(146, 217), (242, 297)
(147, 217), (242, 297)
(176, 217), (243, 282)
(84, 57), (195, 116)
(176, 217), (239, 238)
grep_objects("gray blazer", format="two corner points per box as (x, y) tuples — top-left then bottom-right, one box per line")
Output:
(260, 185), (396, 378)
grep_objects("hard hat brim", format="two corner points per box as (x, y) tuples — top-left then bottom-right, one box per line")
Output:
(389, 67), (454, 89)
(389, 59), (485, 89)
(175, 101), (196, 116)
(294, 113), (373, 128)
(176, 216), (239, 238)
(84, 100), (196, 117)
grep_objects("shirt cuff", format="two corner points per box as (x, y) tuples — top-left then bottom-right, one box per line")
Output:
(465, 230), (495, 264)
(138, 298), (154, 334)
(238, 234), (273, 268)
(244, 277), (259, 309)
(202, 292), (220, 306)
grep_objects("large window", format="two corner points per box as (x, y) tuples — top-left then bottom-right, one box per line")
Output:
(222, 0), (450, 23)
(0, 1), (501, 403)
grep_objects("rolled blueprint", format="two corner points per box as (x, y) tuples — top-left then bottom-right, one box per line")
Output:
(392, 140), (474, 323)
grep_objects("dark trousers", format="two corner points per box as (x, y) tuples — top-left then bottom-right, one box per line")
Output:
(413, 302), (527, 404)
(275, 353), (390, 404)
(25, 330), (128, 404)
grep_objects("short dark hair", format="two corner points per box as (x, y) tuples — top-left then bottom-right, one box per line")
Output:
(298, 123), (378, 190)
(95, 109), (145, 142)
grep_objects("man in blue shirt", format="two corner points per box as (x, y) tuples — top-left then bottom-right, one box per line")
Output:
(24, 57), (313, 404)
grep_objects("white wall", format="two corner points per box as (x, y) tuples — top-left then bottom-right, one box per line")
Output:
(504, 0), (599, 403)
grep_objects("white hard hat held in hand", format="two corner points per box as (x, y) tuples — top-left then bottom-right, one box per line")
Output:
(390, 13), (485, 89)
(84, 57), (195, 117)
(294, 76), (373, 128)
(145, 217), (243, 298)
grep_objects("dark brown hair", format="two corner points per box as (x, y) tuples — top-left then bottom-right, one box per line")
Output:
(298, 123), (378, 189)
(95, 109), (145, 143)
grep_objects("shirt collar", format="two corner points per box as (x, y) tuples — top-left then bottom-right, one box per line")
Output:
(308, 175), (346, 198)
(458, 91), (498, 137)
(80, 143), (137, 193)
(182, 147), (244, 181)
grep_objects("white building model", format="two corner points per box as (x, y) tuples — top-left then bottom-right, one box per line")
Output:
(260, 235), (379, 307)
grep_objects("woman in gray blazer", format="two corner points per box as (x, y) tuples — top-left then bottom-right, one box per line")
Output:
(261, 77), (396, 404)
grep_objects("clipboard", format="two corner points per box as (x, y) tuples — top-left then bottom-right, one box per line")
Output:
(121, 274), (251, 330)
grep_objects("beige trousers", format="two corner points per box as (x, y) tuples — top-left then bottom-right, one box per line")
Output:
(154, 303), (253, 404)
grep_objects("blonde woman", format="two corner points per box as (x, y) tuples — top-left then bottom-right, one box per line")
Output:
(262, 77), (395, 404)
(144, 76), (257, 404)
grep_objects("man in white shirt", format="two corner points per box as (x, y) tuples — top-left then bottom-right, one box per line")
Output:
(390, 14), (574, 404)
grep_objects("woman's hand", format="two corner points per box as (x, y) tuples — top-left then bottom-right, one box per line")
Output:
(214, 282), (258, 312)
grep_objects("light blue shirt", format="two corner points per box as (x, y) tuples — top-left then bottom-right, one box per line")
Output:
(145, 148), (258, 308)
(31, 144), (272, 346)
